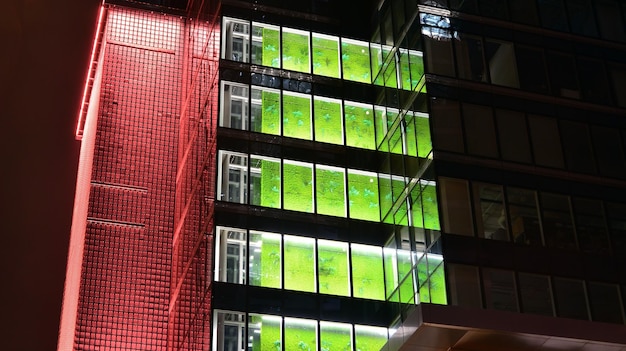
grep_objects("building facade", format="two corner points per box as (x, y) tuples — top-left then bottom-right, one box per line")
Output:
(59, 0), (626, 350)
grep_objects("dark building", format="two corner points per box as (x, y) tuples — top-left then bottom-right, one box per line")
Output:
(58, 0), (626, 350)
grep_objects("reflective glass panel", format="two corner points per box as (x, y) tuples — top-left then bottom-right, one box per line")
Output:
(251, 86), (280, 135)
(250, 156), (281, 208)
(249, 231), (282, 288)
(248, 314), (282, 351)
(251, 23), (280, 67)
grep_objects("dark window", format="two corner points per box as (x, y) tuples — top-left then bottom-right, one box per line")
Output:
(578, 58), (611, 104)
(519, 273), (554, 316)
(595, 0), (626, 42)
(537, 0), (569, 31)
(479, 0), (509, 20)
(495, 109), (532, 164)
(507, 187), (543, 246)
(565, 0), (598, 37)
(587, 283), (624, 324)
(528, 115), (564, 169)
(448, 0), (479, 14)
(463, 103), (498, 158)
(447, 264), (482, 308)
(485, 39), (519, 88)
(424, 33), (456, 76)
(591, 126), (626, 179)
(516, 46), (549, 93)
(559, 120), (596, 174)
(430, 98), (464, 153)
(473, 183), (508, 241)
(607, 202), (626, 256)
(540, 193), (576, 250)
(509, 0), (539, 25)
(608, 64), (626, 108)
(454, 34), (488, 82)
(553, 278), (589, 320)
(546, 52), (580, 99)
(439, 177), (474, 236)
(482, 268), (518, 312)
(573, 198), (609, 254)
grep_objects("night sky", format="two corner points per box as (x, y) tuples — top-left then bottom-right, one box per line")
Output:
(1, 0), (100, 349)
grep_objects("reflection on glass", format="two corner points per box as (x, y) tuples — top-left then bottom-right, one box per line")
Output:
(507, 187), (542, 245)
(283, 161), (314, 213)
(312, 33), (340, 78)
(482, 268), (518, 312)
(250, 156), (281, 209)
(252, 22), (280, 67)
(320, 322), (352, 351)
(248, 314), (282, 351)
(474, 183), (508, 241)
(284, 235), (316, 292)
(214, 311), (245, 351)
(485, 39), (519, 88)
(251, 87), (280, 135)
(397, 249), (416, 304)
(314, 96), (343, 145)
(284, 318), (317, 351)
(215, 227), (247, 284)
(354, 325), (387, 351)
(383, 246), (398, 301)
(315, 166), (346, 217)
(249, 231), (281, 288)
(222, 18), (250, 62)
(318, 240), (350, 296)
(351, 244), (385, 300)
(219, 151), (248, 204)
(220, 82), (249, 130)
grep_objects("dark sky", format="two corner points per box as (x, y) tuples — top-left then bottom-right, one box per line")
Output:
(1, 0), (100, 349)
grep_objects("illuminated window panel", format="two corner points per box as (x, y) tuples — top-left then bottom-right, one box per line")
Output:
(318, 240), (350, 296)
(351, 244), (385, 300)
(282, 92), (312, 140)
(284, 318), (317, 351)
(320, 322), (352, 351)
(213, 311), (246, 351)
(399, 49), (425, 91)
(220, 81), (249, 130)
(383, 247), (399, 301)
(411, 181), (440, 230)
(404, 114), (419, 157)
(347, 170), (380, 221)
(283, 161), (314, 213)
(374, 107), (388, 151)
(397, 249), (416, 304)
(379, 174), (394, 224)
(315, 165), (346, 217)
(249, 231), (282, 289)
(252, 22), (280, 68)
(370, 43), (384, 86)
(218, 151), (248, 204)
(282, 28), (311, 73)
(382, 50), (398, 89)
(214, 227), (247, 284)
(354, 325), (388, 351)
(248, 314), (282, 351)
(221, 17), (250, 62)
(314, 96), (343, 145)
(388, 125), (403, 155)
(344, 102), (376, 150)
(250, 155), (281, 209)
(341, 38), (372, 83)
(312, 33), (340, 78)
(414, 112), (432, 158)
(417, 254), (447, 304)
(284, 235), (317, 293)
(251, 86), (281, 135)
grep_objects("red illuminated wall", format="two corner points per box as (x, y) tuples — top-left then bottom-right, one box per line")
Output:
(61, 5), (218, 350)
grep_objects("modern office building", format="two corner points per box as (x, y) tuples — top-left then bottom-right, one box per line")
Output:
(58, 0), (626, 350)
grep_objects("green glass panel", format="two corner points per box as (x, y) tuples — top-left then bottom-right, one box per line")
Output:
(250, 314), (282, 351)
(354, 325), (387, 351)
(383, 248), (398, 301)
(283, 93), (312, 140)
(394, 201), (409, 227)
(400, 50), (412, 91)
(314, 98), (343, 145)
(320, 322), (352, 351)
(411, 186), (425, 228)
(422, 183), (440, 230)
(284, 318), (317, 351)
(397, 249), (415, 304)
(316, 167), (346, 217)
(341, 40), (371, 83)
(383, 53), (398, 89)
(409, 51), (425, 91)
(370, 44), (384, 86)
(391, 176), (405, 203)
(251, 88), (281, 135)
(351, 244), (385, 300)
(415, 114), (432, 158)
(249, 232), (281, 288)
(312, 35), (340, 78)
(429, 256), (447, 304)
(404, 115), (418, 157)
(284, 236), (316, 292)
(282, 30), (310, 73)
(318, 240), (350, 296)
(252, 25), (280, 68)
(347, 171), (380, 221)
(374, 108), (387, 151)
(250, 157), (281, 208)
(389, 126), (403, 155)
(379, 176), (393, 224)
(417, 257), (430, 303)
(283, 162), (314, 213)
(344, 103), (376, 150)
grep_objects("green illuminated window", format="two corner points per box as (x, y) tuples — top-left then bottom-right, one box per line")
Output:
(344, 102), (376, 150)
(252, 22), (280, 68)
(341, 39), (371, 83)
(249, 231), (282, 288)
(312, 33), (340, 78)
(248, 314), (282, 351)
(314, 96), (343, 145)
(284, 235), (316, 292)
(347, 170), (380, 221)
(318, 240), (350, 296)
(251, 87), (281, 135)
(354, 325), (388, 351)
(397, 249), (415, 304)
(320, 322), (352, 351)
(315, 166), (346, 217)
(250, 155), (281, 209)
(283, 92), (312, 140)
(418, 254), (447, 304)
(282, 28), (310, 73)
(284, 318), (317, 351)
(283, 161), (314, 213)
(412, 181), (440, 230)
(351, 244), (385, 300)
